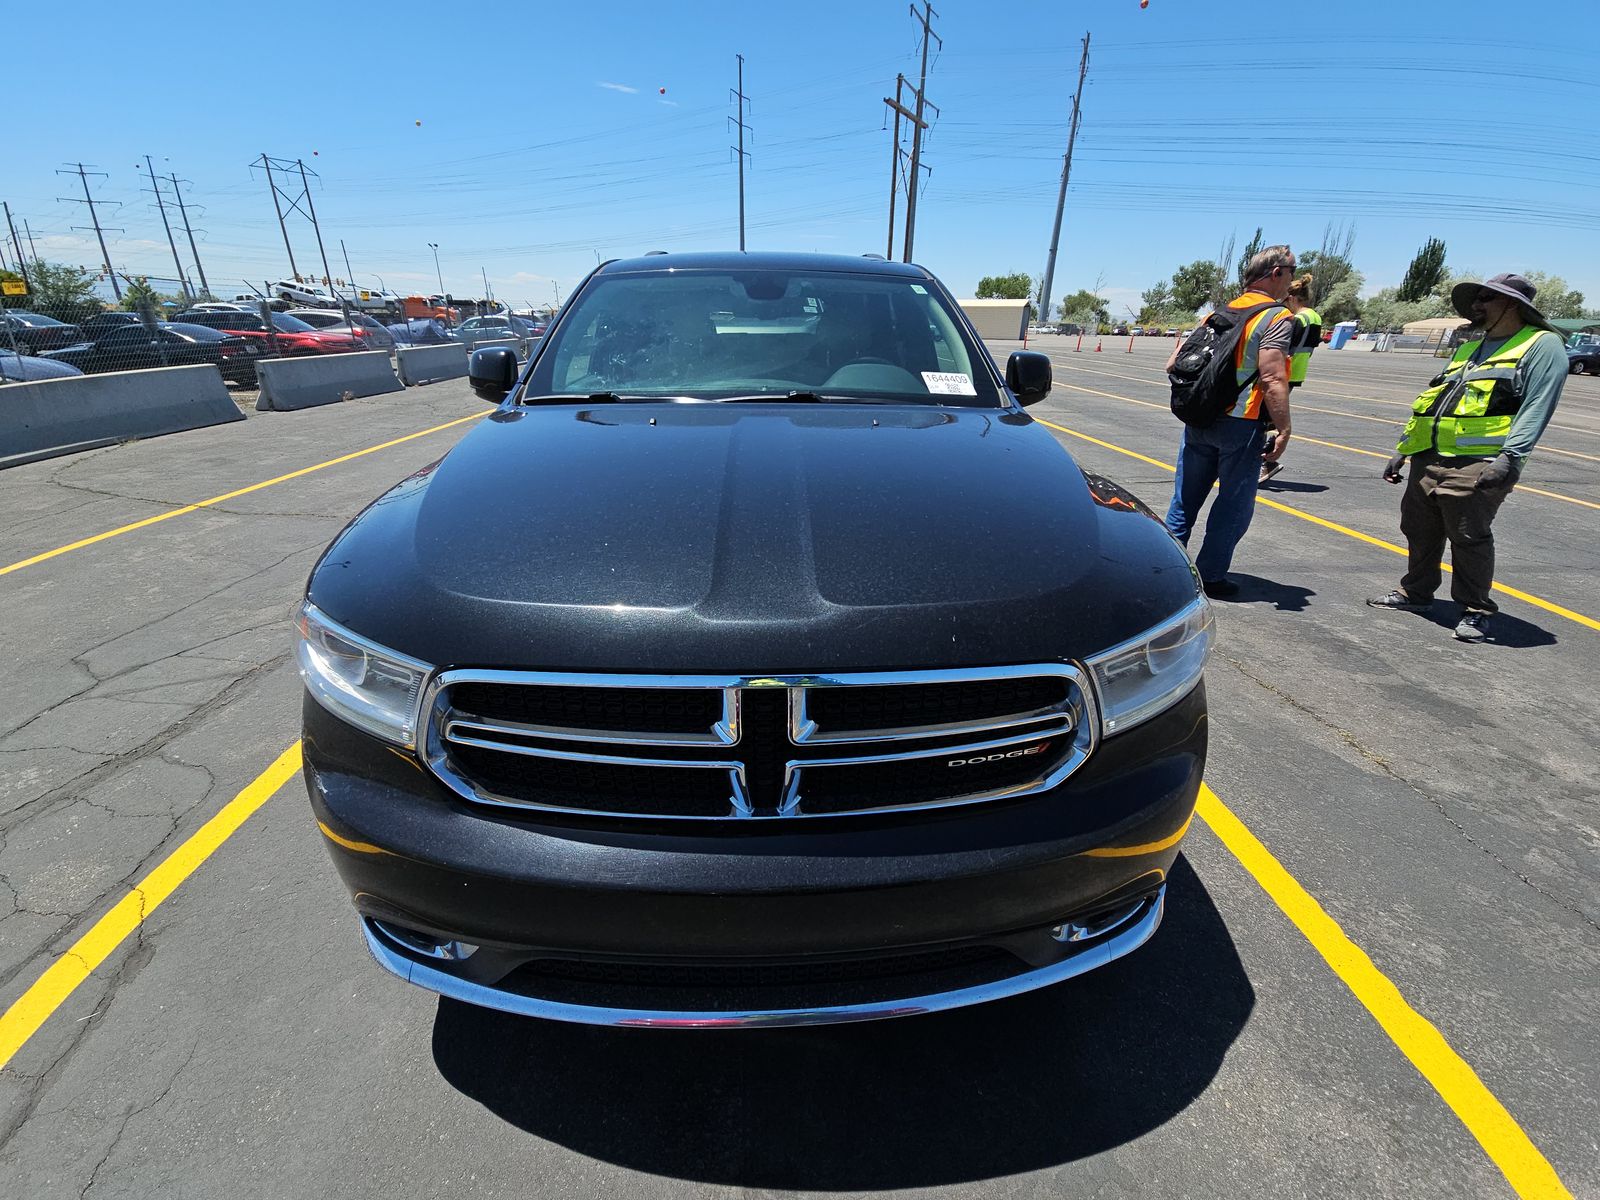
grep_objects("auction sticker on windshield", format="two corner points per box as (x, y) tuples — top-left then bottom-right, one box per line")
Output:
(922, 372), (977, 396)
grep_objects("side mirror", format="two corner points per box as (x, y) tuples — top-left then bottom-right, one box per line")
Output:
(468, 346), (519, 402)
(1006, 350), (1052, 406)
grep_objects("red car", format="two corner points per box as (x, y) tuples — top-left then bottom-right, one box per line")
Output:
(173, 309), (362, 355)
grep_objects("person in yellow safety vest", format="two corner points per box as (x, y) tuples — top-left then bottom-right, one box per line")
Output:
(1366, 273), (1567, 643)
(1261, 273), (1321, 484)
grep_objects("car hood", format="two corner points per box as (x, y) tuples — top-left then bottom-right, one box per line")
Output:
(307, 403), (1199, 674)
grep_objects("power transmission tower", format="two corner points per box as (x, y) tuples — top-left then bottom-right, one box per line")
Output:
(165, 174), (210, 297)
(253, 153), (302, 280)
(1037, 31), (1090, 332)
(729, 54), (751, 251)
(140, 156), (192, 300)
(2, 203), (29, 290)
(294, 159), (342, 313)
(901, 1), (941, 263)
(56, 164), (123, 300)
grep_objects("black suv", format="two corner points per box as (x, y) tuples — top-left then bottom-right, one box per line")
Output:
(298, 252), (1211, 1028)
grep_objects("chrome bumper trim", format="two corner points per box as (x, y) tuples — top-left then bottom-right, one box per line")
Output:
(360, 886), (1164, 1029)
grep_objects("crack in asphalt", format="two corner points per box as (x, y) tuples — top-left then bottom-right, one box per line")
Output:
(0, 648), (287, 1000)
(1218, 649), (1600, 937)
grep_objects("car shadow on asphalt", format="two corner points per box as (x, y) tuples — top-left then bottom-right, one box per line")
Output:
(430, 854), (1253, 1190)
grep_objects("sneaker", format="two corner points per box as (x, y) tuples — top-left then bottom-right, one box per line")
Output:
(1259, 461), (1283, 484)
(1202, 578), (1240, 600)
(1366, 589), (1431, 612)
(1454, 611), (1493, 643)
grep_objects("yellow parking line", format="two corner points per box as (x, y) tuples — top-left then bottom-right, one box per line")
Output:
(1, 412), (487, 578)
(1197, 785), (1571, 1199)
(0, 742), (302, 1071)
(1032, 416), (1600, 635)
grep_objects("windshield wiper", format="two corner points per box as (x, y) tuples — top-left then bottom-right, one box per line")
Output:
(518, 392), (632, 404)
(718, 391), (889, 404)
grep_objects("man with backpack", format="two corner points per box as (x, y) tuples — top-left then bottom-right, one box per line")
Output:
(1164, 245), (1297, 599)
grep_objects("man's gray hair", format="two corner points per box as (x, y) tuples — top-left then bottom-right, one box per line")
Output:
(1243, 244), (1295, 283)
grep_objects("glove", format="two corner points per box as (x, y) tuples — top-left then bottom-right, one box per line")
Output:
(1475, 454), (1517, 491)
(1382, 452), (1406, 484)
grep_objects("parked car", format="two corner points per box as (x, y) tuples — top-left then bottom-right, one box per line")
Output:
(174, 309), (362, 356)
(0, 351), (84, 382)
(386, 317), (455, 346)
(39, 321), (254, 383)
(1568, 342), (1600, 375)
(285, 308), (397, 349)
(77, 311), (145, 341)
(299, 250), (1211, 1029)
(1, 311), (83, 353)
(454, 314), (538, 344)
(270, 279), (341, 308)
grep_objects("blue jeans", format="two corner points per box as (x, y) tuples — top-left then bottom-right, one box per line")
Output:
(1164, 416), (1266, 582)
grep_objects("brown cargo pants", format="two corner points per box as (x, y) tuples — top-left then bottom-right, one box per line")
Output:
(1399, 451), (1513, 613)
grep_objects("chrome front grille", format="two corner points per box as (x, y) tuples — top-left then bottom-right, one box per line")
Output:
(422, 666), (1097, 821)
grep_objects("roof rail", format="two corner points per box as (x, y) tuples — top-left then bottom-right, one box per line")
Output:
(861, 253), (886, 260)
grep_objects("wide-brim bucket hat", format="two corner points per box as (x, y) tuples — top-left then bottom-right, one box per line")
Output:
(1451, 273), (1559, 334)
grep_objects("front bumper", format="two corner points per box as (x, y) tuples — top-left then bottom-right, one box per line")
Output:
(304, 684), (1205, 1025)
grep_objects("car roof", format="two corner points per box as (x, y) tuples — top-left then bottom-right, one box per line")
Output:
(594, 251), (933, 278)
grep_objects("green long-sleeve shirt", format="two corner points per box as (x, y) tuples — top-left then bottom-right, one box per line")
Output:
(1484, 328), (1567, 461)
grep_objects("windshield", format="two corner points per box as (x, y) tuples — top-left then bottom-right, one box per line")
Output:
(526, 268), (998, 405)
(272, 314), (318, 333)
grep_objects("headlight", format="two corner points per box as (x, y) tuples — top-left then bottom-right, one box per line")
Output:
(1086, 598), (1214, 736)
(295, 602), (432, 747)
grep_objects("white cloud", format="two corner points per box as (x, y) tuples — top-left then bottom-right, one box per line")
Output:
(598, 81), (638, 94)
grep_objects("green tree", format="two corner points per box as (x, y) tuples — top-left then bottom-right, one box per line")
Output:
(3, 260), (104, 322)
(975, 272), (1034, 300)
(121, 275), (168, 316)
(1057, 289), (1108, 326)
(1397, 238), (1448, 302)
(1140, 280), (1172, 310)
(1318, 273), (1365, 325)
(1299, 221), (1357, 307)
(1171, 259), (1223, 312)
(1236, 227), (1265, 286)
(1522, 272), (1585, 319)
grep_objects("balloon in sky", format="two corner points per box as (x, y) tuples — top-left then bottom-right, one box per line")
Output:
(415, 119), (423, 126)
(1140, 0), (1149, 7)
(659, 87), (666, 95)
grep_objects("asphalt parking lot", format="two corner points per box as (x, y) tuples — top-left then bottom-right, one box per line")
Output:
(1, 342), (1596, 1198)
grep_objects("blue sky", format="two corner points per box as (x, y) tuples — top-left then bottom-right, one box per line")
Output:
(5, 1), (1597, 314)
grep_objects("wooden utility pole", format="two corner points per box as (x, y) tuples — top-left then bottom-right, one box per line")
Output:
(1038, 32), (1090, 330)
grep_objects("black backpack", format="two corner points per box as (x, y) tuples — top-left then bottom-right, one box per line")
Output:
(1168, 301), (1283, 427)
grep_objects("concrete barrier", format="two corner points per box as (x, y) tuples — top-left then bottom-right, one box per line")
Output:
(469, 337), (519, 355)
(0, 364), (244, 470)
(256, 351), (403, 412)
(396, 343), (469, 386)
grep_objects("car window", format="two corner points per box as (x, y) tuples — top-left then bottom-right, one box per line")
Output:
(100, 326), (152, 346)
(272, 314), (317, 333)
(530, 269), (996, 405)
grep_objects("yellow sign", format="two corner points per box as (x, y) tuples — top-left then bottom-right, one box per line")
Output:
(359, 291), (370, 300)
(1, 280), (27, 296)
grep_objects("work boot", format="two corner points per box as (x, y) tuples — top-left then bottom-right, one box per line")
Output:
(1366, 589), (1430, 612)
(1260, 461), (1283, 484)
(1454, 611), (1493, 643)
(1202, 578), (1240, 600)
